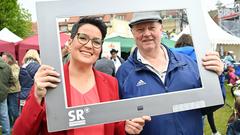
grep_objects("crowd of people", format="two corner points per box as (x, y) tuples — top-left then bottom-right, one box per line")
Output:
(0, 11), (237, 135)
(0, 49), (41, 135)
(221, 50), (240, 87)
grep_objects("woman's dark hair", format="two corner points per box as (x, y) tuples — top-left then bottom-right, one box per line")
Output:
(175, 34), (193, 48)
(235, 97), (240, 116)
(228, 97), (240, 124)
(70, 17), (107, 40)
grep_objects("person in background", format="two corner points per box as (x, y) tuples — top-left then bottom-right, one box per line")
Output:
(2, 52), (21, 127)
(224, 51), (235, 68)
(173, 34), (221, 135)
(62, 41), (71, 64)
(226, 96), (240, 135)
(95, 55), (116, 76)
(13, 17), (149, 135)
(0, 55), (15, 135)
(19, 49), (41, 101)
(61, 23), (80, 65)
(235, 65), (240, 77)
(173, 34), (196, 60)
(228, 67), (239, 86)
(116, 11), (225, 135)
(110, 49), (124, 73)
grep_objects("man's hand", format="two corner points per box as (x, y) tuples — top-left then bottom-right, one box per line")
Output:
(202, 51), (224, 76)
(125, 116), (151, 134)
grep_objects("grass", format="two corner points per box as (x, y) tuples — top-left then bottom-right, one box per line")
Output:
(0, 84), (235, 135)
(204, 83), (235, 134)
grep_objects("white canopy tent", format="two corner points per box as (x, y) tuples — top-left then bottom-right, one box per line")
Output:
(171, 26), (190, 41)
(0, 28), (23, 42)
(204, 13), (240, 46)
(172, 13), (240, 45)
(203, 12), (240, 61)
(171, 11), (240, 61)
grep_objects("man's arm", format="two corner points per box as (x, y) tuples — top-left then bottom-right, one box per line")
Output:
(201, 51), (226, 115)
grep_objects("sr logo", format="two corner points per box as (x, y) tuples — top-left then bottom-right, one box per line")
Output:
(68, 108), (90, 127)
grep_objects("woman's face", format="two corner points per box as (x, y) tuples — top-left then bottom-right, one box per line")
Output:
(70, 24), (102, 65)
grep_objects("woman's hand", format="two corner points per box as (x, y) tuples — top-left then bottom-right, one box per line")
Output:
(125, 116), (151, 134)
(34, 65), (61, 104)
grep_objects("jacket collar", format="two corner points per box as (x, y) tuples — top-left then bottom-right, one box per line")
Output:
(64, 62), (110, 106)
(129, 45), (187, 73)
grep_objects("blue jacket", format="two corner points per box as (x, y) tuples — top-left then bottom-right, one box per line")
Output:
(171, 46), (196, 61)
(19, 61), (40, 100)
(171, 46), (226, 103)
(226, 119), (240, 135)
(116, 47), (215, 135)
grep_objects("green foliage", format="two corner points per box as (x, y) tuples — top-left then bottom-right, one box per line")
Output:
(0, 0), (33, 38)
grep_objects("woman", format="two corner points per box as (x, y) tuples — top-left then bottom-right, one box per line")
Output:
(173, 34), (196, 61)
(13, 17), (149, 135)
(226, 96), (240, 135)
(228, 67), (239, 86)
(19, 49), (41, 100)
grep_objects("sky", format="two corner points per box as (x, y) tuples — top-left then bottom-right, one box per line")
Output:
(18, 0), (234, 22)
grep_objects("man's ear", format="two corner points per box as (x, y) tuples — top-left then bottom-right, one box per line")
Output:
(68, 39), (73, 51)
(160, 24), (163, 31)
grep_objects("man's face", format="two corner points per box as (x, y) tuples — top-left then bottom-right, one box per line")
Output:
(111, 52), (117, 59)
(1, 54), (8, 63)
(131, 21), (162, 52)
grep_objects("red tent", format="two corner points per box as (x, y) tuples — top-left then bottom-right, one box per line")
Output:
(17, 32), (69, 64)
(0, 40), (17, 59)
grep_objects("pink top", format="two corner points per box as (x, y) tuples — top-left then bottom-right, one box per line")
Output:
(229, 72), (238, 85)
(69, 84), (104, 135)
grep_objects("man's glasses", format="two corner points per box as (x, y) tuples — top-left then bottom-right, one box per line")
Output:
(76, 33), (103, 49)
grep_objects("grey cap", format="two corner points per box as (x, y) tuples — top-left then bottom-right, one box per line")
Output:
(129, 11), (162, 28)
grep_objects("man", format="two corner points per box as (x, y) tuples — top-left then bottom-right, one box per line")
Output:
(2, 52), (21, 127)
(116, 11), (225, 135)
(110, 49), (124, 72)
(224, 51), (235, 68)
(0, 56), (14, 135)
(95, 56), (116, 76)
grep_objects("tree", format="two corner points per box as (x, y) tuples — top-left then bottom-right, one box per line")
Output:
(0, 0), (33, 38)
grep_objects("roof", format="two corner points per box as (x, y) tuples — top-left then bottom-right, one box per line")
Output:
(0, 40), (11, 45)
(0, 28), (22, 42)
(172, 12), (240, 46)
(204, 11), (240, 45)
(105, 35), (175, 53)
(0, 40), (17, 58)
(104, 35), (135, 53)
(18, 32), (69, 48)
(17, 32), (70, 63)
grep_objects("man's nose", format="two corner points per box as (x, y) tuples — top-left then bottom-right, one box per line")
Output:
(143, 29), (151, 36)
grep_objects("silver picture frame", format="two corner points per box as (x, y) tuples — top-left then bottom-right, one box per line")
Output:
(36, 0), (224, 132)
